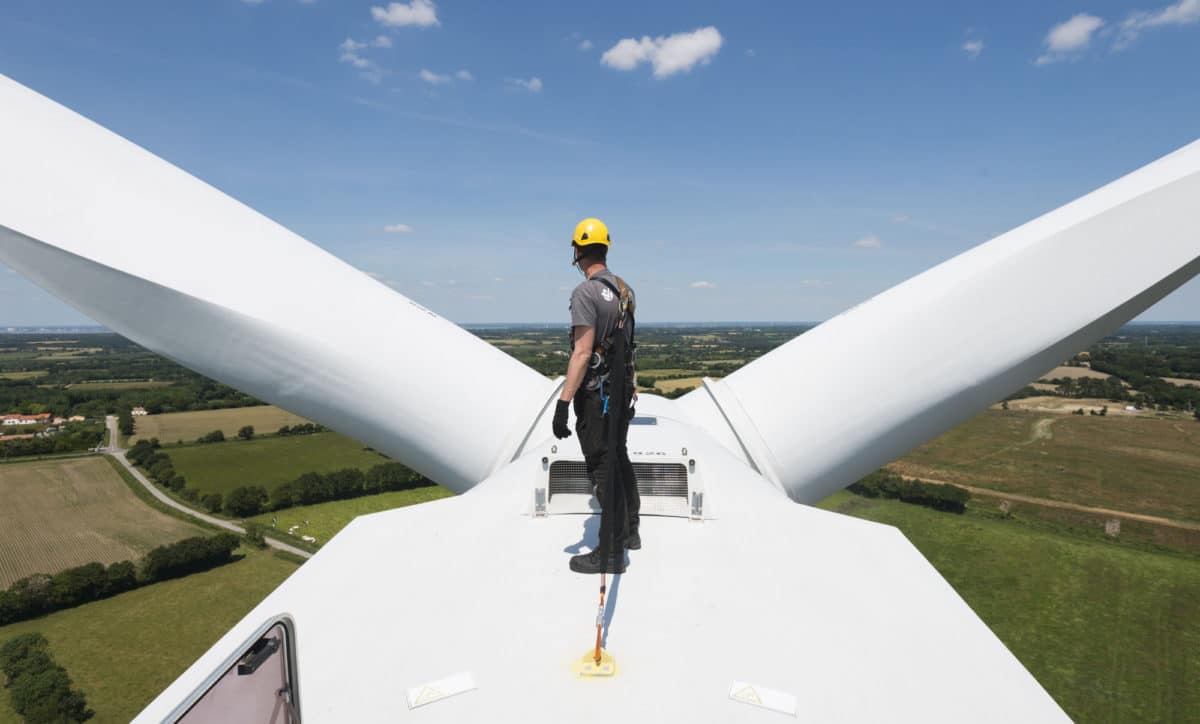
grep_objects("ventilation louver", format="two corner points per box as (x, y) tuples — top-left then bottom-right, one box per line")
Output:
(549, 460), (688, 498)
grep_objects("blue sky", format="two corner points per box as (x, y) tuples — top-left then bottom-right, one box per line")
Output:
(1, 0), (1199, 324)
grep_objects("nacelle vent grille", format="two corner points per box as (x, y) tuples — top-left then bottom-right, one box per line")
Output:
(549, 460), (688, 498)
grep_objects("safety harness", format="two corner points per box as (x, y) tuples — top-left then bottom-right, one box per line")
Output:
(580, 275), (636, 416)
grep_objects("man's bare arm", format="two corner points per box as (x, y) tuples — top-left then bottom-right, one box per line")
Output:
(560, 325), (594, 402)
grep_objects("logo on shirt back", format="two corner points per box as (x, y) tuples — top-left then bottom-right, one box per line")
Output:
(600, 286), (614, 302)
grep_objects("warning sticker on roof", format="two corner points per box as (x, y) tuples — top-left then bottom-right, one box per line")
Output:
(729, 680), (796, 716)
(406, 671), (476, 710)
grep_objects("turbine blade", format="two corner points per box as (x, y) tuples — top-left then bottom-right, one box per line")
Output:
(678, 140), (1200, 502)
(0, 74), (555, 493)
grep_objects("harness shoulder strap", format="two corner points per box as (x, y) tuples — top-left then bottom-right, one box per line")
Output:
(594, 276), (635, 320)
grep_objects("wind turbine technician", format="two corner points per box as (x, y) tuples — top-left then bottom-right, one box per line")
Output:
(553, 218), (641, 574)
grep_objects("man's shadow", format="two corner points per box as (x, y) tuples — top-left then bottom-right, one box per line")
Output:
(563, 512), (625, 648)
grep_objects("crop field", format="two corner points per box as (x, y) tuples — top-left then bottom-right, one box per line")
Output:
(636, 368), (701, 379)
(130, 405), (312, 444)
(167, 432), (391, 496)
(0, 457), (205, 587)
(247, 486), (454, 545)
(890, 408), (1200, 523)
(1163, 376), (1200, 388)
(818, 492), (1200, 722)
(0, 547), (298, 724)
(1038, 364), (1117, 380)
(67, 380), (175, 391)
(0, 370), (46, 380)
(654, 376), (706, 393)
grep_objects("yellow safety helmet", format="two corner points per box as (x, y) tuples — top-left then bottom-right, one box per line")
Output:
(572, 218), (610, 247)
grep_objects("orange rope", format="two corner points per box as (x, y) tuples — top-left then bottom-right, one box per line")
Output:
(594, 572), (606, 664)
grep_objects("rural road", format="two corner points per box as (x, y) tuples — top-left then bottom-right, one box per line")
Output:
(888, 464), (1200, 532)
(103, 416), (313, 559)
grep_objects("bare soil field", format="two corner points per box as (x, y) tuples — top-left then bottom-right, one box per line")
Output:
(1002, 395), (1146, 415)
(891, 408), (1200, 523)
(0, 457), (204, 587)
(131, 405), (312, 444)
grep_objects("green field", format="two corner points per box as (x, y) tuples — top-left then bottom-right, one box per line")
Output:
(167, 432), (391, 496)
(0, 457), (205, 587)
(818, 492), (1200, 722)
(0, 548), (299, 724)
(248, 486), (455, 545)
(130, 405), (312, 445)
(892, 409), (1200, 522)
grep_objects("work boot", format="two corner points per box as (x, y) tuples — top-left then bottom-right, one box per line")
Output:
(569, 550), (626, 575)
(626, 529), (641, 550)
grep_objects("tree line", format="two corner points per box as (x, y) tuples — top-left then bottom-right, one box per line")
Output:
(0, 632), (92, 723)
(127, 438), (431, 519)
(848, 470), (970, 513)
(0, 534), (240, 626)
(227, 461), (432, 518)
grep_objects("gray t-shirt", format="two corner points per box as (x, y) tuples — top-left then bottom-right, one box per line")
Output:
(569, 269), (635, 354)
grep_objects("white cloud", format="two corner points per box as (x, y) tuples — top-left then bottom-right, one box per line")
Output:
(383, 223), (414, 233)
(1036, 13), (1105, 65)
(889, 215), (911, 224)
(689, 280), (716, 289)
(419, 68), (451, 85)
(339, 39), (374, 70)
(962, 39), (984, 59)
(371, 0), (439, 28)
(1117, 0), (1200, 48)
(417, 69), (471, 85)
(745, 48), (756, 57)
(339, 37), (391, 77)
(601, 26), (723, 78)
(508, 76), (543, 92)
(852, 236), (882, 250)
(578, 39), (593, 51)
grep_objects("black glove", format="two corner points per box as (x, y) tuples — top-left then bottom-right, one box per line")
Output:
(552, 399), (572, 440)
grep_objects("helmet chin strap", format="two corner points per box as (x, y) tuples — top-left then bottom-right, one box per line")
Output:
(572, 245), (588, 277)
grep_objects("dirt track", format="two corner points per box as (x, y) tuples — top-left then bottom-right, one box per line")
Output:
(894, 469), (1200, 532)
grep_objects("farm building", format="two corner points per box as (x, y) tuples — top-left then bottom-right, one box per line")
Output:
(2, 412), (52, 426)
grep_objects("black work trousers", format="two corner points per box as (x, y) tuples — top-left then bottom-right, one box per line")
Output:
(574, 387), (639, 553)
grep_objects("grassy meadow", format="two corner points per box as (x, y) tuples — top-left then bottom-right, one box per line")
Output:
(166, 432), (391, 496)
(130, 405), (312, 445)
(0, 548), (299, 724)
(818, 492), (1200, 723)
(892, 408), (1200, 523)
(247, 486), (454, 545)
(0, 457), (205, 587)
